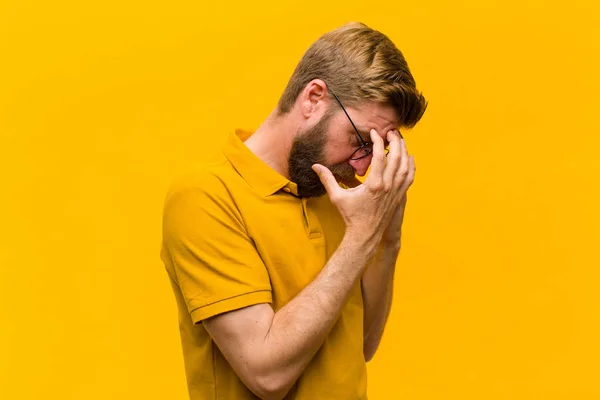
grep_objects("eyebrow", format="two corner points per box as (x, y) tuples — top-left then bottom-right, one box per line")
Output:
(352, 126), (369, 143)
(354, 131), (367, 144)
(356, 128), (391, 147)
(352, 120), (396, 147)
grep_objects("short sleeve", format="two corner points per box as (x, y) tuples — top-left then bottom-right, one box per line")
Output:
(162, 179), (272, 323)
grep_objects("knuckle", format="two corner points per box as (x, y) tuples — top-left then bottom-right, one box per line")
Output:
(369, 181), (383, 192)
(374, 150), (385, 160)
(388, 153), (401, 163)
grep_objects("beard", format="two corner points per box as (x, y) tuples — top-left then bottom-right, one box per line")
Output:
(288, 112), (357, 198)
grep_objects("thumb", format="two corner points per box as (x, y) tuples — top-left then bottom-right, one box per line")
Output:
(312, 164), (340, 196)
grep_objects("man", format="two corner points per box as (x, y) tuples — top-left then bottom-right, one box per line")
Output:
(161, 22), (428, 400)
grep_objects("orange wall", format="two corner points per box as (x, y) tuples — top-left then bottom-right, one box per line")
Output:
(1, 1), (599, 399)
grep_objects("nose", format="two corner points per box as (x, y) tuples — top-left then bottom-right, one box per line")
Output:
(348, 153), (373, 177)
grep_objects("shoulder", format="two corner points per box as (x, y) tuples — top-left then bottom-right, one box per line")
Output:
(161, 160), (250, 234)
(163, 158), (239, 206)
(161, 160), (247, 237)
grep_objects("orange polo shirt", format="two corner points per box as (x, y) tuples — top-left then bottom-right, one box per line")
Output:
(160, 129), (367, 399)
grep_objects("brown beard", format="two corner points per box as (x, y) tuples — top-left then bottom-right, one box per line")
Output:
(288, 112), (356, 198)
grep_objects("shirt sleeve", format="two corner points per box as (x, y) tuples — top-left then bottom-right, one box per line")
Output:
(161, 179), (272, 324)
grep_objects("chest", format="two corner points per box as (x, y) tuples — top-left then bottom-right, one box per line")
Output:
(239, 194), (346, 309)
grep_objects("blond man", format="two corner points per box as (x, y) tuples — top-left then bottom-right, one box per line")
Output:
(161, 22), (428, 400)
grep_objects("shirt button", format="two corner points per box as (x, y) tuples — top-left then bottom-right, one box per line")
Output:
(283, 187), (291, 193)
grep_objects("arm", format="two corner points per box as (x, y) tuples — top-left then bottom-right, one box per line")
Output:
(203, 231), (379, 400)
(361, 239), (400, 362)
(361, 191), (412, 361)
(204, 129), (413, 400)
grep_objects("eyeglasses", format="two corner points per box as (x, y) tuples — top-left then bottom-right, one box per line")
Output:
(329, 88), (395, 161)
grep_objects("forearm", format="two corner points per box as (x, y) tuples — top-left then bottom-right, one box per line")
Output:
(260, 231), (379, 394)
(361, 240), (400, 361)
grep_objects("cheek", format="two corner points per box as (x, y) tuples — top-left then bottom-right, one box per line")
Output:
(323, 134), (355, 163)
(324, 146), (354, 166)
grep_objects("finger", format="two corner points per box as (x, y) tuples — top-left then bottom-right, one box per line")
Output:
(394, 138), (410, 188)
(365, 129), (385, 188)
(397, 155), (415, 193)
(382, 130), (402, 189)
(312, 164), (342, 197)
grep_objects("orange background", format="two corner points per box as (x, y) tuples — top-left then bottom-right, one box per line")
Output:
(1, 1), (599, 399)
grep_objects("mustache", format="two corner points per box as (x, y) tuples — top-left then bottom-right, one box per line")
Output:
(330, 167), (361, 188)
(335, 174), (362, 188)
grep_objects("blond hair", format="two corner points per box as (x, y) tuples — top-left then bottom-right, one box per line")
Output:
(278, 22), (428, 129)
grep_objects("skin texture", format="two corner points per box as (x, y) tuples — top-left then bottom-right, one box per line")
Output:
(288, 108), (357, 197)
(203, 79), (415, 400)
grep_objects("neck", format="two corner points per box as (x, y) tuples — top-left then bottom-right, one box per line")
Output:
(243, 108), (298, 179)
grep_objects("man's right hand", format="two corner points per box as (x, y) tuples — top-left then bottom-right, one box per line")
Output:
(312, 128), (415, 248)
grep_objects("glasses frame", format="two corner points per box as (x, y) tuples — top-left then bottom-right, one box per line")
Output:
(328, 87), (397, 161)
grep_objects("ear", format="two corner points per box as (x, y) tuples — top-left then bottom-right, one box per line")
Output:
(299, 79), (328, 120)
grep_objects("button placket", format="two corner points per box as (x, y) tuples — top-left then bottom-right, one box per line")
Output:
(301, 197), (323, 239)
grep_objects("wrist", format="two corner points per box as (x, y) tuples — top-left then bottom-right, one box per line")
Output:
(343, 227), (382, 259)
(379, 242), (401, 261)
(380, 236), (401, 251)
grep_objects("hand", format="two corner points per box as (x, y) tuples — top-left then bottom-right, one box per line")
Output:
(312, 128), (415, 248)
(383, 154), (416, 245)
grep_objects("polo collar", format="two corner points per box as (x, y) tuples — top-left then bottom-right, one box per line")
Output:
(223, 129), (299, 197)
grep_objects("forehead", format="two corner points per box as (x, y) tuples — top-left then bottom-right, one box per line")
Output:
(342, 101), (400, 140)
